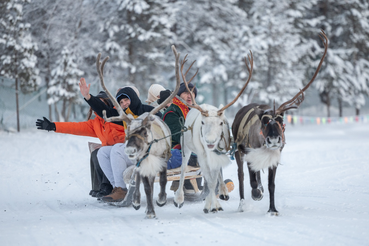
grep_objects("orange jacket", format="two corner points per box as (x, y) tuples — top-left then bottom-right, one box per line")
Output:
(54, 114), (125, 146)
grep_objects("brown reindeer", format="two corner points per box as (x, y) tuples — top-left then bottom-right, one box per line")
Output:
(231, 30), (328, 215)
(95, 46), (181, 218)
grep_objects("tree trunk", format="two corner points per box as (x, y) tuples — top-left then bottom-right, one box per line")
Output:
(338, 97), (343, 117)
(212, 83), (217, 106)
(15, 77), (20, 132)
(54, 104), (60, 122)
(356, 108), (360, 116)
(326, 102), (331, 118)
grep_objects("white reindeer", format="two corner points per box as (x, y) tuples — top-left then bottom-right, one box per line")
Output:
(174, 51), (254, 213)
(95, 46), (181, 218)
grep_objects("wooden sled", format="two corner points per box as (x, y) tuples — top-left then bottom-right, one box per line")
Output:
(88, 142), (202, 192)
(155, 165), (202, 193)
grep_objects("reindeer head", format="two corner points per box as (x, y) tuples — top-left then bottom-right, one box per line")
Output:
(256, 104), (286, 150)
(124, 114), (156, 160)
(257, 30), (328, 150)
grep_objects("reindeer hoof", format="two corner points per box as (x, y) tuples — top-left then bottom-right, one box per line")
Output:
(145, 213), (156, 219)
(173, 200), (183, 208)
(133, 204), (141, 210)
(268, 209), (279, 216)
(251, 188), (263, 201)
(211, 208), (218, 213)
(156, 200), (167, 207)
(203, 208), (209, 213)
(219, 194), (229, 201)
(218, 207), (224, 211)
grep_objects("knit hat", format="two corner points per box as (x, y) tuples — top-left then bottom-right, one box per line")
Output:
(177, 83), (197, 97)
(146, 84), (165, 104)
(157, 89), (172, 105)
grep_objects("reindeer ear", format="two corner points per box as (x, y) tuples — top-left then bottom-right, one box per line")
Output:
(253, 108), (265, 120)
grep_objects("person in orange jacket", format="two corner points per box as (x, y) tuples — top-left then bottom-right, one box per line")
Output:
(36, 90), (126, 198)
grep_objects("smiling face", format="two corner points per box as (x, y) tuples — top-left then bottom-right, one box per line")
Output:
(119, 98), (131, 110)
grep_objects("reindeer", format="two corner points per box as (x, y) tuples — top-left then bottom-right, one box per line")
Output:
(232, 30), (328, 216)
(174, 51), (254, 213)
(95, 45), (181, 219)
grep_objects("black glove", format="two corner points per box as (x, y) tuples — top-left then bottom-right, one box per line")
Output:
(36, 117), (56, 131)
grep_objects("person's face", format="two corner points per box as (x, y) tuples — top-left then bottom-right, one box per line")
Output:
(180, 91), (194, 105)
(119, 98), (131, 109)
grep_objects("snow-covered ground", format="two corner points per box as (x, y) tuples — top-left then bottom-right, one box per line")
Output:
(1, 122), (368, 246)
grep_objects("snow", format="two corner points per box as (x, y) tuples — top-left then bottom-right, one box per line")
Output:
(1, 122), (369, 246)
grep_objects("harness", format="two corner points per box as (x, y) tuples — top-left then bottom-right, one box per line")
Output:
(131, 117), (191, 167)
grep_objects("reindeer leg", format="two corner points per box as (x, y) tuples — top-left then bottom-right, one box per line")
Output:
(156, 169), (167, 207)
(142, 176), (156, 219)
(174, 149), (191, 208)
(248, 166), (263, 201)
(132, 174), (141, 210)
(235, 151), (246, 212)
(203, 173), (217, 213)
(268, 166), (278, 216)
(218, 168), (229, 201)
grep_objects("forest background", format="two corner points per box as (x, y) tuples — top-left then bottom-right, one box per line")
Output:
(1, 0), (369, 131)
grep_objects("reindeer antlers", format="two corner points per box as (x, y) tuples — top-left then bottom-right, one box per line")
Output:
(217, 51), (254, 116)
(96, 53), (132, 124)
(275, 30), (329, 115)
(149, 45), (182, 116)
(179, 54), (209, 116)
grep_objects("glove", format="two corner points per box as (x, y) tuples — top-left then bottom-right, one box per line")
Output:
(36, 117), (56, 131)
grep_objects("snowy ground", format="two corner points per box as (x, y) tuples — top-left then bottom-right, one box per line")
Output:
(1, 123), (368, 246)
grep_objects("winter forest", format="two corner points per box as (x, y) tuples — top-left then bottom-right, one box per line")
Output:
(1, 0), (369, 130)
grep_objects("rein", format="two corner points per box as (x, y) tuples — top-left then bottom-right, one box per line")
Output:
(132, 118), (190, 167)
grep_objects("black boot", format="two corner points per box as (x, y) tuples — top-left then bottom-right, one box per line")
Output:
(89, 190), (99, 197)
(96, 183), (113, 199)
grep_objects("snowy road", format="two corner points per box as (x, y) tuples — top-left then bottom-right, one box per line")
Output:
(1, 123), (368, 246)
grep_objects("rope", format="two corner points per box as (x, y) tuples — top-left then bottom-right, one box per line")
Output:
(134, 117), (189, 166)
(136, 144), (152, 167)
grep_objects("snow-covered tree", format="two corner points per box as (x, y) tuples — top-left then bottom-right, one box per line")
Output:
(0, 0), (40, 92)
(314, 0), (369, 117)
(168, 0), (252, 118)
(100, 0), (175, 94)
(0, 0), (40, 131)
(239, 0), (321, 109)
(24, 0), (106, 120)
(48, 47), (84, 122)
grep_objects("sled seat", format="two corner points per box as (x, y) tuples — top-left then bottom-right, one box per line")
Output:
(155, 166), (202, 193)
(88, 142), (102, 154)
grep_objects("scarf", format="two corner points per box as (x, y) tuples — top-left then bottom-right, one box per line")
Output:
(172, 97), (189, 119)
(123, 107), (139, 130)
